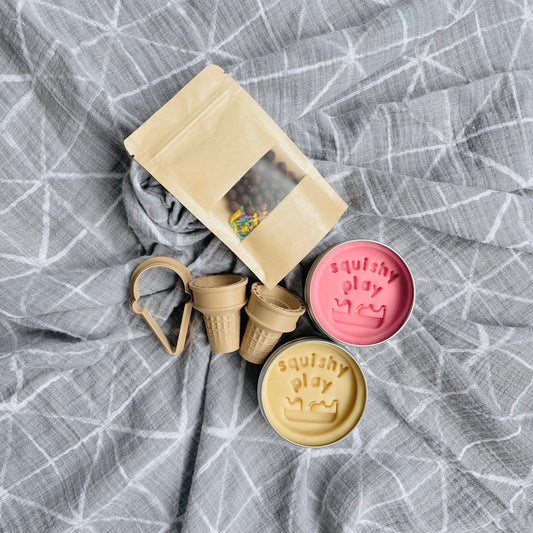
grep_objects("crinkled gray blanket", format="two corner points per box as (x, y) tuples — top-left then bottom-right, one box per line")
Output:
(1, 0), (532, 531)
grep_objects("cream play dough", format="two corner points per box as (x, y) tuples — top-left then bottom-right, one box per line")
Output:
(259, 338), (366, 446)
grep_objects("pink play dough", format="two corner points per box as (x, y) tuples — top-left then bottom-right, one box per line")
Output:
(308, 241), (414, 345)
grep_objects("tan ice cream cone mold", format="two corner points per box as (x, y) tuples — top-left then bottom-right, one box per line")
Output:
(188, 274), (248, 353)
(129, 256), (247, 355)
(239, 283), (306, 365)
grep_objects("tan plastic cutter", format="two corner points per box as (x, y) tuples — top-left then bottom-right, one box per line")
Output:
(129, 257), (193, 355)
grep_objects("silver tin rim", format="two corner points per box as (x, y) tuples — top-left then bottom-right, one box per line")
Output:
(304, 240), (416, 347)
(257, 336), (367, 448)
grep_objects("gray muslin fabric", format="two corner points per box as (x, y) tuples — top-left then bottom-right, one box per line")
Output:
(0, 0), (532, 532)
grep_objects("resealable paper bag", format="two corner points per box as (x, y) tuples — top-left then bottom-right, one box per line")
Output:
(124, 65), (347, 287)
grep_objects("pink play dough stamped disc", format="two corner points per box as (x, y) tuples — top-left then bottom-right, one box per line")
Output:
(305, 241), (415, 346)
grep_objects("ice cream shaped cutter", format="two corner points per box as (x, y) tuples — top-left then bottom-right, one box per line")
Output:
(129, 257), (194, 355)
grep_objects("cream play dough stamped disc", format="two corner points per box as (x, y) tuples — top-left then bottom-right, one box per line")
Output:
(258, 338), (366, 447)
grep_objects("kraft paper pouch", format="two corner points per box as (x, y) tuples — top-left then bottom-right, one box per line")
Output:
(124, 65), (347, 288)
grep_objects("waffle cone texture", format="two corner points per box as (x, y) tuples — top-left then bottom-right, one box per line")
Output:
(239, 283), (306, 364)
(189, 274), (248, 354)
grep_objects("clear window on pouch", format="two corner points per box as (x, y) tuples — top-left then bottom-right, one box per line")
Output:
(215, 147), (304, 240)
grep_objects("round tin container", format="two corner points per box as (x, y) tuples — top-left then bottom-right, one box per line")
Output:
(305, 240), (415, 346)
(258, 337), (366, 447)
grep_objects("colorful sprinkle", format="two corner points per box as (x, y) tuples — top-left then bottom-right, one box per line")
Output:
(229, 207), (269, 240)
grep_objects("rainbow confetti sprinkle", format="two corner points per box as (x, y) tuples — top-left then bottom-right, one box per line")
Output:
(229, 206), (268, 240)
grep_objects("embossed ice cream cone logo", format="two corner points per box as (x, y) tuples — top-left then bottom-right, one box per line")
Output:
(306, 241), (415, 345)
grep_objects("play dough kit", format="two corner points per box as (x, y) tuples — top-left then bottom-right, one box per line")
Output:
(125, 66), (416, 447)
(129, 240), (414, 447)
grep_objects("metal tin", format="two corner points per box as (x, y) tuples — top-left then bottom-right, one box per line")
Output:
(257, 337), (367, 447)
(304, 240), (415, 347)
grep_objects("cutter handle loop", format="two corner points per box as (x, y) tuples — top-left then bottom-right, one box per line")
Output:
(129, 257), (193, 355)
